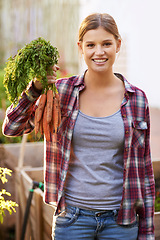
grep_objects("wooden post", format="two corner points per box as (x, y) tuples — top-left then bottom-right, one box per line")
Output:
(18, 134), (27, 169)
(34, 190), (43, 240)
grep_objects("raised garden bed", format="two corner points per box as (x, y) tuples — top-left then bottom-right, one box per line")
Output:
(15, 167), (55, 240)
(0, 141), (55, 240)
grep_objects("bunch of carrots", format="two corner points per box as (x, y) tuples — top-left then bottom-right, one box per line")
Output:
(34, 89), (61, 142)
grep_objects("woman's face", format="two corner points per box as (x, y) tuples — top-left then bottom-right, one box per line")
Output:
(78, 27), (121, 74)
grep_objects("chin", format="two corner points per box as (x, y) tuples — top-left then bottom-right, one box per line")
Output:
(92, 67), (109, 74)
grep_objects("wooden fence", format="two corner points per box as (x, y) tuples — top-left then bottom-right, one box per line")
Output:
(0, 0), (80, 74)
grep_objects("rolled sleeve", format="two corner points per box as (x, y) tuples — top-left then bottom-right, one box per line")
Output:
(138, 105), (155, 239)
(2, 81), (41, 137)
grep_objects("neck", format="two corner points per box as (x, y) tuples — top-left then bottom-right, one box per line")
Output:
(84, 69), (117, 89)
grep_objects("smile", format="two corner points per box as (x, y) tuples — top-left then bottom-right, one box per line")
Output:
(92, 59), (108, 63)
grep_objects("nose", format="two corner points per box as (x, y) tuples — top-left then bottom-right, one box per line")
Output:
(95, 45), (104, 55)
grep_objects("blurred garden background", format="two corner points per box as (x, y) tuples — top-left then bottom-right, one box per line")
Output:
(0, 0), (160, 239)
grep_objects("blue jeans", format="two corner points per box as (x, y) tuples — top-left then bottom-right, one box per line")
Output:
(52, 205), (138, 240)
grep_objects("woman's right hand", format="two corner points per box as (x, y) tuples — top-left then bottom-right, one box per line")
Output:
(34, 65), (60, 91)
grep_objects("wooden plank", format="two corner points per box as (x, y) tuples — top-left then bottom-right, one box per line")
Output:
(43, 220), (52, 240)
(15, 172), (21, 240)
(155, 212), (160, 239)
(34, 191), (43, 240)
(18, 134), (28, 169)
(42, 203), (55, 226)
(15, 167), (55, 240)
(42, 202), (55, 240)
(15, 170), (32, 240)
(25, 167), (44, 182)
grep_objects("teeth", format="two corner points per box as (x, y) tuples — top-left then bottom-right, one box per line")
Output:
(93, 59), (107, 63)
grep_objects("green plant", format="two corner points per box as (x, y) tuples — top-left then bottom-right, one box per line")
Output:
(0, 69), (5, 100)
(0, 167), (18, 224)
(3, 37), (59, 105)
(0, 69), (10, 109)
(155, 191), (160, 212)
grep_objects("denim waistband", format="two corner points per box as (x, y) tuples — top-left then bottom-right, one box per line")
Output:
(66, 204), (119, 218)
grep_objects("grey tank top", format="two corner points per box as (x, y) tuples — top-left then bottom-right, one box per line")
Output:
(64, 109), (125, 210)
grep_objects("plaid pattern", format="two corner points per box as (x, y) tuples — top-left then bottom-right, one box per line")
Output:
(2, 73), (155, 239)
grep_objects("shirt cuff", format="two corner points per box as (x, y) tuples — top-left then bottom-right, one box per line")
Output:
(25, 81), (42, 102)
(138, 233), (155, 240)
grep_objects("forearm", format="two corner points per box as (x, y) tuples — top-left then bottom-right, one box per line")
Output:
(138, 104), (155, 240)
(138, 163), (155, 239)
(138, 188), (155, 239)
(2, 81), (41, 137)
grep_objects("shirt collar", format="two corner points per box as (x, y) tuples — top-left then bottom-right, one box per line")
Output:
(114, 73), (135, 93)
(123, 77), (136, 93)
(74, 70), (136, 94)
(74, 70), (86, 87)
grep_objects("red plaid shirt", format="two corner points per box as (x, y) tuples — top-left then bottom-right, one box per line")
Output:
(2, 72), (155, 239)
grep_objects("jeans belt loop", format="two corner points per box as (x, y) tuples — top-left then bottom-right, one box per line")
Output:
(113, 209), (118, 216)
(75, 207), (80, 216)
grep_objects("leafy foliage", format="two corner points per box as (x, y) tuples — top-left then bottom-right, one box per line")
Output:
(155, 191), (160, 212)
(0, 167), (18, 224)
(3, 37), (59, 105)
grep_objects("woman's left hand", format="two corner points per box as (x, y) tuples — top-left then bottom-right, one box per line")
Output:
(34, 65), (60, 90)
(47, 64), (60, 85)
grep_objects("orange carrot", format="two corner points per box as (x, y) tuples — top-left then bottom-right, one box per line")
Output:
(37, 93), (47, 122)
(53, 97), (59, 133)
(52, 133), (57, 144)
(46, 89), (53, 124)
(55, 92), (60, 102)
(34, 107), (40, 135)
(40, 116), (44, 135)
(34, 90), (61, 141)
(55, 93), (61, 127)
(49, 116), (54, 136)
(43, 104), (51, 141)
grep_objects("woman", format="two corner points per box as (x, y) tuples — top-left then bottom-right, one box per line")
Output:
(3, 13), (155, 240)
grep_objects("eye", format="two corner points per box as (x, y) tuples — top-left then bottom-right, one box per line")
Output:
(87, 43), (94, 48)
(104, 42), (112, 46)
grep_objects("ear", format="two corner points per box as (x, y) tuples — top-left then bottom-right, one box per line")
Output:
(116, 39), (121, 53)
(77, 41), (83, 55)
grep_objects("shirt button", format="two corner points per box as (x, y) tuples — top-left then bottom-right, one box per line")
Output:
(125, 147), (128, 152)
(123, 114), (126, 118)
(96, 213), (101, 217)
(126, 130), (129, 134)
